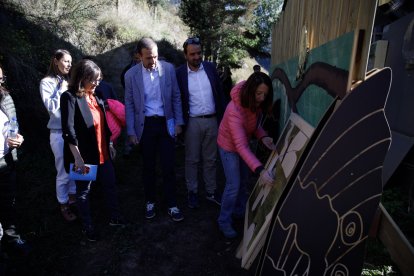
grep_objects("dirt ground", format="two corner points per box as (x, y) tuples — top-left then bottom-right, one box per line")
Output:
(3, 142), (257, 276)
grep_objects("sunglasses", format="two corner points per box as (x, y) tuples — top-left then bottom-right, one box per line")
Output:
(0, 75), (6, 84)
(183, 37), (200, 48)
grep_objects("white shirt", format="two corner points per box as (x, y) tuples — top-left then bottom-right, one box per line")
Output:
(142, 64), (164, 116)
(187, 63), (215, 117)
(0, 109), (9, 158)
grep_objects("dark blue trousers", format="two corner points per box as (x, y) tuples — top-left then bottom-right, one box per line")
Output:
(76, 159), (121, 229)
(140, 116), (177, 208)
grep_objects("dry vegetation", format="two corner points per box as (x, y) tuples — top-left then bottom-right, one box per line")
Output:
(8, 0), (189, 55)
(6, 0), (260, 84)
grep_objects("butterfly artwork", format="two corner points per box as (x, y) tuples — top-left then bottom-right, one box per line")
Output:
(257, 68), (392, 275)
(239, 32), (356, 269)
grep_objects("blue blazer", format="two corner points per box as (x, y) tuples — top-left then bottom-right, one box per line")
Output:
(176, 61), (224, 125)
(124, 61), (184, 141)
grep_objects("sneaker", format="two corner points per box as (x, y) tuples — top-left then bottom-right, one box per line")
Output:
(168, 207), (184, 222)
(82, 227), (100, 242)
(109, 217), (128, 227)
(188, 191), (200, 209)
(206, 191), (222, 206)
(3, 225), (32, 256)
(145, 202), (156, 219)
(219, 224), (237, 239)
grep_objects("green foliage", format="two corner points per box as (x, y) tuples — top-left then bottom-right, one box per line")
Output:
(179, 0), (259, 66)
(218, 28), (260, 67)
(362, 265), (398, 275)
(253, 0), (283, 51)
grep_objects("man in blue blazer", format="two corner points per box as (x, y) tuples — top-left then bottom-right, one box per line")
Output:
(125, 37), (184, 222)
(176, 37), (225, 209)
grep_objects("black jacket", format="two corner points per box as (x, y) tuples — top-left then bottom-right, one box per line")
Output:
(60, 91), (112, 173)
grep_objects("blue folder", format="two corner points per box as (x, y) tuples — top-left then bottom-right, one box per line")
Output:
(69, 163), (98, 181)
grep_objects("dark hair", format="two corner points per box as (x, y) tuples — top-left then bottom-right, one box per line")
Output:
(240, 72), (273, 114)
(183, 37), (201, 54)
(136, 37), (157, 55)
(0, 64), (9, 102)
(46, 49), (71, 79)
(68, 59), (101, 98)
(253, 65), (261, 72)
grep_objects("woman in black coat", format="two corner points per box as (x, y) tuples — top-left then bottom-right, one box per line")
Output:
(0, 64), (29, 257)
(60, 59), (124, 241)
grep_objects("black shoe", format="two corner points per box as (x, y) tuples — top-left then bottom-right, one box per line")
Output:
(145, 202), (156, 219)
(109, 217), (128, 227)
(82, 227), (100, 242)
(206, 191), (222, 206)
(188, 191), (200, 209)
(168, 207), (184, 222)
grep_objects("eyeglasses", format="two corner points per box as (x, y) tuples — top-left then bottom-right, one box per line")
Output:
(183, 37), (200, 48)
(88, 78), (102, 86)
(0, 75), (7, 84)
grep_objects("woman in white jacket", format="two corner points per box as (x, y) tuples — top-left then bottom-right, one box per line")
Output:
(40, 49), (77, 221)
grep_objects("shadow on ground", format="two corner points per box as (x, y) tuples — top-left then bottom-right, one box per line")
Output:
(5, 138), (256, 276)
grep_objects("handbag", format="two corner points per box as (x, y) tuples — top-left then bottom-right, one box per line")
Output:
(69, 163), (98, 181)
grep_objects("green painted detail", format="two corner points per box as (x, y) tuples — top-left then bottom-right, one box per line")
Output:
(270, 31), (355, 130)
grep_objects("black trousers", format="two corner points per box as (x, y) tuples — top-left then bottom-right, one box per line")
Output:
(0, 163), (16, 229)
(140, 117), (177, 208)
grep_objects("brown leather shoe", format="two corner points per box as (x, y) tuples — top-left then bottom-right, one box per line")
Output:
(60, 203), (77, 222)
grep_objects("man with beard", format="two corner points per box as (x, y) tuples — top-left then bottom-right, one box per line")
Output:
(125, 37), (184, 222)
(176, 37), (225, 209)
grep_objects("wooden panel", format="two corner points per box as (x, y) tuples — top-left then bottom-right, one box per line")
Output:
(377, 204), (414, 276)
(271, 0), (378, 81)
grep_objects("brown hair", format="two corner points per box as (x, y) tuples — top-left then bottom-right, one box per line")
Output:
(68, 59), (101, 98)
(240, 72), (273, 114)
(136, 37), (157, 54)
(45, 49), (71, 79)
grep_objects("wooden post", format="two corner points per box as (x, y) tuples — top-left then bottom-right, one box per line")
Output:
(377, 204), (414, 276)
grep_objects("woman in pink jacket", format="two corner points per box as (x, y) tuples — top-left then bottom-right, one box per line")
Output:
(217, 72), (275, 238)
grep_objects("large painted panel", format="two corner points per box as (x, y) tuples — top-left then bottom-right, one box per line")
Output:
(239, 32), (356, 269)
(240, 113), (314, 268)
(258, 68), (392, 275)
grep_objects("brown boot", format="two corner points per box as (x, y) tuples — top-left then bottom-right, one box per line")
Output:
(60, 203), (77, 222)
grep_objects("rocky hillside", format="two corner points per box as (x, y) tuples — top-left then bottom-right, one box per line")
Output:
(0, 0), (189, 152)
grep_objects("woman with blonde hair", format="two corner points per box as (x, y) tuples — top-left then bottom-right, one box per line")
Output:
(40, 49), (77, 221)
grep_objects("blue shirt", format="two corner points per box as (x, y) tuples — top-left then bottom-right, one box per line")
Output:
(142, 64), (164, 116)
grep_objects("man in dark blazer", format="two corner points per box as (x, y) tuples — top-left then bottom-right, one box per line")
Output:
(125, 37), (184, 222)
(176, 37), (225, 209)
